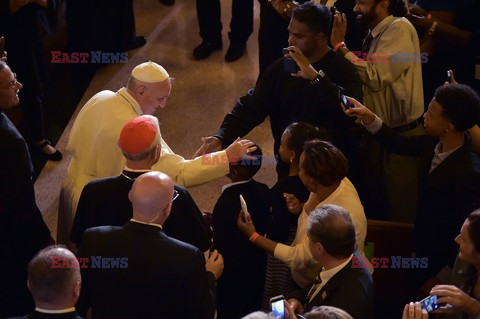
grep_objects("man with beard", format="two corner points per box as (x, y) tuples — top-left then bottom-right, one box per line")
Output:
(331, 0), (424, 222)
(194, 2), (363, 181)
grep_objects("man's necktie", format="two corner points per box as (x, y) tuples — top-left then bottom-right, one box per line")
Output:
(306, 275), (322, 303)
(361, 31), (374, 55)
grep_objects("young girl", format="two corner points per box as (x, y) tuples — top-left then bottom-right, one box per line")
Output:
(262, 122), (327, 309)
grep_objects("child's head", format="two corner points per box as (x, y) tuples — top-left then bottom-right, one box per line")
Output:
(279, 122), (328, 165)
(228, 144), (263, 182)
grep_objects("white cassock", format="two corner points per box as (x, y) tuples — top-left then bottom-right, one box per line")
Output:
(58, 88), (229, 244)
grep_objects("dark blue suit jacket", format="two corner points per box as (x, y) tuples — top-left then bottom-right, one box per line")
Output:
(288, 253), (374, 319)
(76, 221), (216, 319)
(372, 125), (480, 283)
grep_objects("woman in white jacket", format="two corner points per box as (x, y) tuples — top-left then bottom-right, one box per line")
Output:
(238, 139), (367, 287)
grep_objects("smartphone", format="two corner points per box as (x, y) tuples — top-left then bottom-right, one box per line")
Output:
(338, 89), (354, 109)
(420, 295), (439, 313)
(446, 70), (452, 83)
(282, 48), (300, 73)
(239, 194), (249, 222)
(270, 295), (285, 319)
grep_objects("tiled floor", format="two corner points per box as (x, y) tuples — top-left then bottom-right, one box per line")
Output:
(34, 0), (276, 240)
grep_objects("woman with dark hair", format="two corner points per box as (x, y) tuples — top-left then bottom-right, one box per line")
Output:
(262, 122), (327, 309)
(238, 139), (367, 288)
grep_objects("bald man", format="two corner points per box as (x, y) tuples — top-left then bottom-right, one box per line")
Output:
(76, 172), (224, 319)
(8, 246), (83, 319)
(70, 116), (212, 252)
(59, 61), (253, 244)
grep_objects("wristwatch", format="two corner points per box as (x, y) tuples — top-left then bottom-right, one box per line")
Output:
(310, 70), (326, 85)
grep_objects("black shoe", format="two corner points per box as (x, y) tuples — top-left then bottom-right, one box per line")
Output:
(193, 42), (222, 60)
(160, 0), (175, 6)
(129, 36), (147, 50)
(35, 139), (63, 161)
(225, 42), (246, 62)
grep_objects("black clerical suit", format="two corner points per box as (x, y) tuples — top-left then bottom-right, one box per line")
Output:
(372, 125), (480, 285)
(76, 221), (216, 319)
(6, 310), (83, 319)
(0, 0), (60, 142)
(0, 113), (52, 317)
(287, 253), (374, 319)
(214, 49), (363, 177)
(70, 170), (212, 251)
(212, 179), (269, 319)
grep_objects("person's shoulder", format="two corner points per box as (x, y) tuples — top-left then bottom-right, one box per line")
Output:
(250, 178), (270, 191)
(390, 16), (416, 33)
(83, 224), (123, 237)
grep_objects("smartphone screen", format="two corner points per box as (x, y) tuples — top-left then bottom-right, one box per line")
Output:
(446, 70), (452, 83)
(420, 295), (439, 313)
(270, 296), (285, 319)
(338, 90), (354, 109)
(282, 48), (300, 73)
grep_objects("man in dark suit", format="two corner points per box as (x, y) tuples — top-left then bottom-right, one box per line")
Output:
(0, 61), (52, 317)
(76, 171), (224, 318)
(7, 246), (83, 319)
(287, 204), (374, 319)
(345, 83), (480, 292)
(212, 145), (269, 318)
(70, 115), (212, 251)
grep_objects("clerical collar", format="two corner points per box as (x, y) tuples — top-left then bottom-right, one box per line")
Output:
(130, 218), (163, 229)
(35, 307), (76, 314)
(124, 166), (151, 173)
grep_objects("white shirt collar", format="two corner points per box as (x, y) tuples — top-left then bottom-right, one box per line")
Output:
(433, 142), (462, 161)
(35, 307), (76, 314)
(319, 254), (354, 284)
(221, 179), (251, 193)
(130, 218), (163, 229)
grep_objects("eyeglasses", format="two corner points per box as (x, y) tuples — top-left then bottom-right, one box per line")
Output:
(1, 73), (18, 89)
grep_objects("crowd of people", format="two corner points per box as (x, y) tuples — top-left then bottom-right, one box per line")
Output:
(1, 0), (480, 318)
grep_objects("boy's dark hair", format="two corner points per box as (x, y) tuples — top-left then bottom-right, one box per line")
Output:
(292, 2), (331, 35)
(285, 122), (329, 159)
(231, 144), (263, 180)
(434, 83), (480, 131)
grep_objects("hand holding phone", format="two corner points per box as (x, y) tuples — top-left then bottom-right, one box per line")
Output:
(446, 70), (452, 83)
(282, 48), (300, 73)
(239, 195), (251, 223)
(338, 88), (354, 109)
(270, 295), (285, 319)
(420, 295), (439, 313)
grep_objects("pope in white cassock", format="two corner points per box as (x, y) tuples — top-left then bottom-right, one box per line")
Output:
(58, 61), (254, 244)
